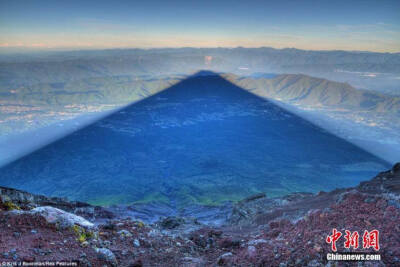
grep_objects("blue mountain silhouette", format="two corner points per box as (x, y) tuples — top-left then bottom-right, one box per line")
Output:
(0, 71), (389, 206)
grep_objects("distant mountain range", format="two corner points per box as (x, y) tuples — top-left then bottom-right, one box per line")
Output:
(227, 73), (400, 114)
(2, 72), (398, 115)
(1, 47), (399, 89)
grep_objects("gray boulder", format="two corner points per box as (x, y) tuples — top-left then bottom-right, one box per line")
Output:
(30, 206), (95, 229)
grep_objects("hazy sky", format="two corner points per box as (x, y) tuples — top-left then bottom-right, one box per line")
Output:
(1, 0), (399, 52)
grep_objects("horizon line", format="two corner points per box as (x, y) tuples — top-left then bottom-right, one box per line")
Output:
(0, 45), (399, 55)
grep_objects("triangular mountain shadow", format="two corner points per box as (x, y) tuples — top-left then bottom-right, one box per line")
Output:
(0, 71), (389, 208)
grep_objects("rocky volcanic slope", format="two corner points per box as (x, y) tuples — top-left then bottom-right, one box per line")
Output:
(0, 163), (399, 266)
